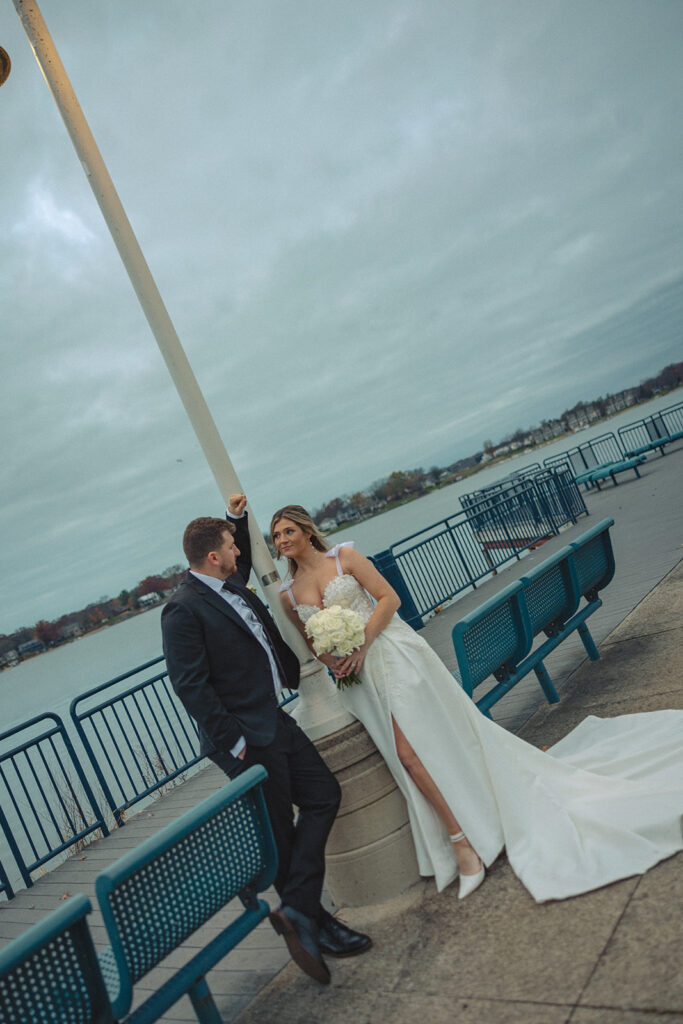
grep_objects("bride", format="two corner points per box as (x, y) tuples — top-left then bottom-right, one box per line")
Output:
(270, 503), (683, 903)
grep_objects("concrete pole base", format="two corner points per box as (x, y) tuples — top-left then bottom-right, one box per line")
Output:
(290, 659), (356, 741)
(316, 720), (421, 907)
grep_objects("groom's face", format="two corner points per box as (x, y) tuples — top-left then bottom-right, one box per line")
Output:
(214, 529), (240, 577)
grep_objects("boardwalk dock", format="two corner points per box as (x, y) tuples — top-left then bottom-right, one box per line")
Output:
(1, 444), (681, 1023)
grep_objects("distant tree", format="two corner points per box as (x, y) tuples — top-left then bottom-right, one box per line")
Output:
(369, 478), (388, 502)
(382, 471), (408, 501)
(34, 620), (60, 646)
(137, 575), (168, 597)
(658, 364), (680, 390)
(162, 564), (185, 578)
(84, 604), (106, 628)
(314, 497), (347, 524)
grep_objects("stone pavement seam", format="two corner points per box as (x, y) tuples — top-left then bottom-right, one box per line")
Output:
(566, 875), (643, 1022)
(603, 623), (680, 645)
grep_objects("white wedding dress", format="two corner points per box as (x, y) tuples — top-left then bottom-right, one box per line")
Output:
(282, 544), (683, 902)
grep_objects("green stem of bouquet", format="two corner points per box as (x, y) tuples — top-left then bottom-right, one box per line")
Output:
(336, 671), (362, 690)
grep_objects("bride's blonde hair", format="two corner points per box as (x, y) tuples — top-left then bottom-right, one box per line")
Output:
(270, 504), (328, 576)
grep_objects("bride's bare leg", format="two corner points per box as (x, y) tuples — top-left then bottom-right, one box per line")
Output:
(391, 717), (482, 876)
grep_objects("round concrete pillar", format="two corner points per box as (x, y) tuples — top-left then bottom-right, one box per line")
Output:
(315, 719), (421, 906)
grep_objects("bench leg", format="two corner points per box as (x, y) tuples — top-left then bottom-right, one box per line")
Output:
(533, 661), (560, 704)
(474, 698), (494, 719)
(577, 621), (600, 661)
(188, 977), (222, 1024)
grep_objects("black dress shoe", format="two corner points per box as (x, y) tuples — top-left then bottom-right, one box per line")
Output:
(318, 910), (373, 958)
(269, 906), (331, 985)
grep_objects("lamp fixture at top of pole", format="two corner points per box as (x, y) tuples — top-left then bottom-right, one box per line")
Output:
(0, 46), (11, 85)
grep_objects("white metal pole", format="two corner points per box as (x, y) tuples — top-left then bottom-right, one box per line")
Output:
(12, 0), (353, 738)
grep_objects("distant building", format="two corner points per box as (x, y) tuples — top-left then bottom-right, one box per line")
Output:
(18, 639), (45, 657)
(61, 622), (82, 640)
(139, 592), (162, 607)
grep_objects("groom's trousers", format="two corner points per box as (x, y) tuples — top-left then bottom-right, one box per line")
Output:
(210, 709), (341, 920)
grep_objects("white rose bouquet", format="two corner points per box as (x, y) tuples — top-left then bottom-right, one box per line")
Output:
(304, 604), (366, 689)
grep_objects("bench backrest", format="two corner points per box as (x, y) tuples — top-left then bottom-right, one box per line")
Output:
(95, 766), (276, 1020)
(0, 894), (112, 1024)
(452, 519), (615, 695)
(452, 581), (531, 693)
(520, 548), (579, 635)
(569, 520), (615, 598)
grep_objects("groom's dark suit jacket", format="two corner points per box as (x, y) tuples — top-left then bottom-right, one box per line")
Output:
(161, 514), (300, 761)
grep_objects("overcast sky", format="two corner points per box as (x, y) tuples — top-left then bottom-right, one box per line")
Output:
(1, 1), (682, 634)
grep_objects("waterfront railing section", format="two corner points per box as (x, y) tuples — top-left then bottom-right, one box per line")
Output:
(0, 714), (109, 899)
(2, 400), (680, 899)
(375, 465), (587, 629)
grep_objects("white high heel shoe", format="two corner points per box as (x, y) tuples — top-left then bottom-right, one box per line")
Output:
(450, 831), (485, 899)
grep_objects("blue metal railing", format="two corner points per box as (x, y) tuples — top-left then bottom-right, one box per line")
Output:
(1, 666), (297, 898)
(374, 468), (587, 627)
(0, 713), (109, 891)
(617, 399), (683, 455)
(70, 658), (203, 826)
(460, 465), (584, 525)
(70, 657), (298, 826)
(0, 855), (14, 901)
(542, 431), (625, 473)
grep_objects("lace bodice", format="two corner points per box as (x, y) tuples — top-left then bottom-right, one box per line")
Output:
(280, 543), (375, 625)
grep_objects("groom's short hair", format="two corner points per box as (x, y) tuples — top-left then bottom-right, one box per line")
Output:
(183, 517), (235, 567)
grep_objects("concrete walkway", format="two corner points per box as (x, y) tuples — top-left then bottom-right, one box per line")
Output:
(235, 559), (683, 1024)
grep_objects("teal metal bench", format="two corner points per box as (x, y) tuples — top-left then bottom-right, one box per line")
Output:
(619, 407), (683, 459)
(0, 893), (113, 1023)
(452, 518), (615, 716)
(573, 456), (644, 489)
(620, 436), (670, 458)
(96, 765), (277, 1024)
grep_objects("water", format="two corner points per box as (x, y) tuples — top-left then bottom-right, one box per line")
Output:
(1, 607), (164, 733)
(1, 390), (680, 730)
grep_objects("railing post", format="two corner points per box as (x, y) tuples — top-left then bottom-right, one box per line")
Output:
(0, 800), (31, 890)
(0, 855), (14, 900)
(69, 700), (123, 826)
(373, 550), (424, 629)
(59, 727), (110, 837)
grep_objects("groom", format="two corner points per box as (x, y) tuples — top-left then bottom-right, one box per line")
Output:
(161, 494), (371, 984)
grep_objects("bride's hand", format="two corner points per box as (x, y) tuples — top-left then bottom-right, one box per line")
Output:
(317, 652), (338, 672)
(334, 644), (368, 678)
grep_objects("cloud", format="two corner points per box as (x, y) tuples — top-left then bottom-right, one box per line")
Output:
(13, 181), (96, 246)
(1, 0), (682, 634)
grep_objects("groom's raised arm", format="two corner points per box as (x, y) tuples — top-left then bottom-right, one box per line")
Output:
(226, 500), (252, 587)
